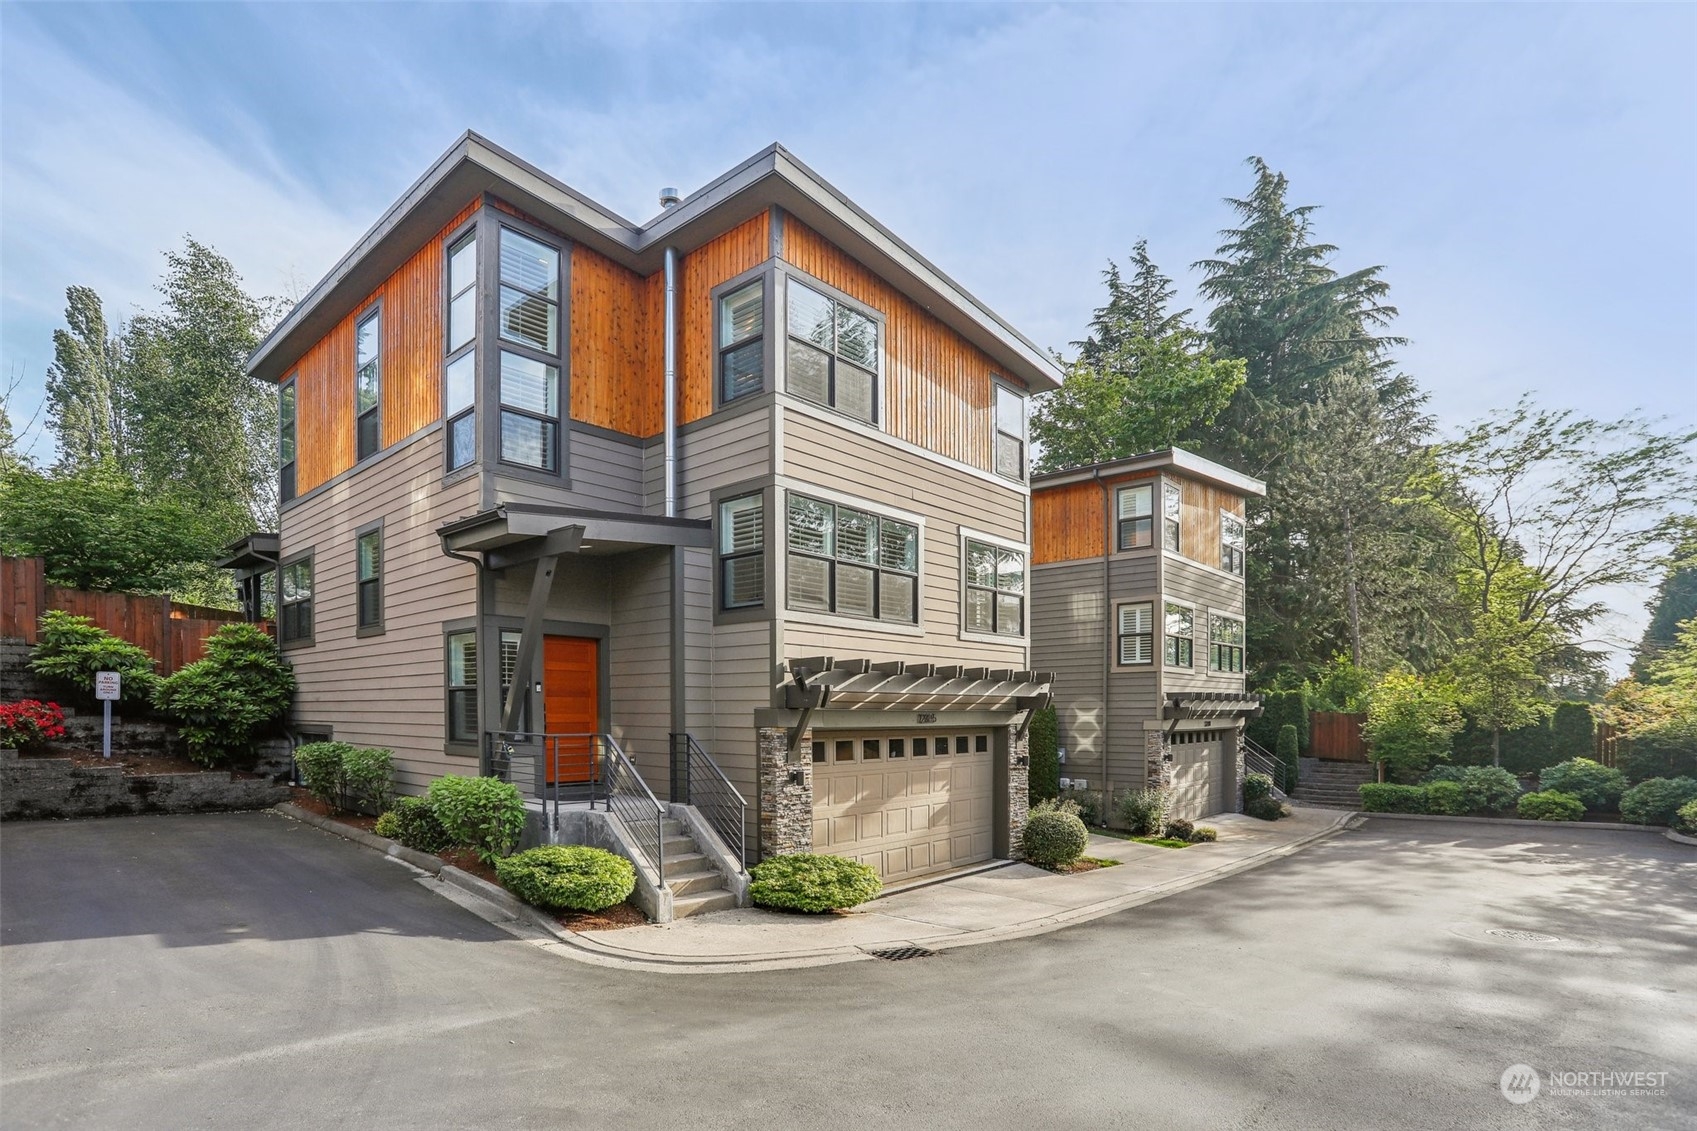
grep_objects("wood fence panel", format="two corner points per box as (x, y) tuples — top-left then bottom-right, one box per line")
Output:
(1595, 721), (1621, 768)
(1311, 710), (1368, 762)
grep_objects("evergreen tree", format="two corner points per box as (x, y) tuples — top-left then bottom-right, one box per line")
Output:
(1635, 531), (1697, 677)
(1073, 240), (1191, 365)
(44, 286), (132, 473)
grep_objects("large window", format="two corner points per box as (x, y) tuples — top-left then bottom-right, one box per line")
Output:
(719, 493), (765, 610)
(1163, 482), (1182, 552)
(280, 556), (313, 645)
(718, 280), (764, 404)
(786, 280), (878, 423)
(1164, 601), (1194, 668)
(356, 526), (383, 633)
(994, 383), (1027, 481)
(447, 631), (477, 742)
(1118, 601), (1153, 665)
(445, 231), (477, 472)
(355, 310), (381, 461)
(1117, 484), (1153, 550)
(498, 227), (561, 471)
(279, 378), (297, 503)
(1221, 512), (1246, 576)
(963, 538), (1025, 637)
(1210, 614), (1245, 673)
(787, 494), (917, 624)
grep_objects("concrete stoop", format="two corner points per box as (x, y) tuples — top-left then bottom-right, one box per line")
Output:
(1292, 760), (1377, 809)
(660, 817), (738, 918)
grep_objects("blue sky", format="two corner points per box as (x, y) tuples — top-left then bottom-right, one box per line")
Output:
(2, 2), (1693, 666)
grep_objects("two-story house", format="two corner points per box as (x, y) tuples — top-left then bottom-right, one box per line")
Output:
(1030, 450), (1266, 822)
(225, 132), (1062, 904)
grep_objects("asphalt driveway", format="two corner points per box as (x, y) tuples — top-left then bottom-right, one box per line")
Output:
(2, 812), (1692, 1130)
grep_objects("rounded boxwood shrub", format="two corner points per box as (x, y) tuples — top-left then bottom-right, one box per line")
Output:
(1538, 758), (1626, 812)
(1517, 790), (1584, 821)
(1458, 765), (1522, 814)
(1423, 780), (1469, 816)
(1021, 809), (1089, 866)
(495, 845), (635, 912)
(749, 853), (881, 913)
(1164, 816), (1195, 842)
(1358, 783), (1427, 813)
(1245, 796), (1286, 821)
(1673, 799), (1697, 836)
(376, 796), (453, 854)
(1243, 773), (1274, 804)
(427, 774), (527, 863)
(1619, 777), (1697, 826)
(1189, 825), (1218, 843)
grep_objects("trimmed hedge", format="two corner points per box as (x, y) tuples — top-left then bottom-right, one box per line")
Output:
(293, 742), (394, 814)
(1020, 810), (1089, 867)
(495, 846), (635, 912)
(1248, 689), (1308, 753)
(1537, 758), (1625, 812)
(1027, 705), (1060, 804)
(749, 853), (881, 913)
(1275, 724), (1300, 794)
(1358, 783), (1428, 813)
(1673, 800), (1697, 837)
(1424, 780), (1469, 816)
(1619, 777), (1697, 826)
(1517, 790), (1584, 821)
(1549, 702), (1595, 762)
(1243, 773), (1274, 805)
(375, 796), (453, 854)
(428, 775), (527, 863)
(295, 741), (357, 808)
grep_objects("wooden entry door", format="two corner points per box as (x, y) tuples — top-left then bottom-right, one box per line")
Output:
(543, 635), (599, 784)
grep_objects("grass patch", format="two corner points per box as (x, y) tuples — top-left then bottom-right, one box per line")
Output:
(1130, 836), (1191, 849)
(1086, 826), (1136, 841)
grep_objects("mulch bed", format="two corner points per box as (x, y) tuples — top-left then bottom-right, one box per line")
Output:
(433, 847), (646, 932)
(1041, 856), (1122, 874)
(287, 788), (380, 831)
(20, 747), (245, 777)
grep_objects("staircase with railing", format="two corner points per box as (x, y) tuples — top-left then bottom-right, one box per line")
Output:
(1242, 735), (1290, 801)
(669, 732), (746, 871)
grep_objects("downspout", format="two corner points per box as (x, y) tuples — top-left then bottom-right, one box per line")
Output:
(1096, 468), (1112, 805)
(663, 246), (680, 518)
(661, 242), (687, 747)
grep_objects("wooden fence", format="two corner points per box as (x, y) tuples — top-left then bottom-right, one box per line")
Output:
(1, 556), (258, 675)
(1594, 721), (1621, 769)
(1310, 710), (1369, 762)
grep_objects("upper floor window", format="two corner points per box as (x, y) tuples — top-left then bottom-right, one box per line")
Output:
(445, 231), (477, 472)
(1117, 484), (1153, 550)
(786, 280), (878, 424)
(1210, 614), (1245, 673)
(994, 383), (1027, 481)
(356, 526), (383, 633)
(964, 538), (1025, 637)
(280, 555), (314, 645)
(718, 280), (764, 405)
(355, 310), (381, 461)
(498, 228), (558, 354)
(497, 228), (561, 472)
(448, 232), (477, 352)
(719, 493), (765, 610)
(1162, 483), (1182, 552)
(1118, 601), (1153, 665)
(1164, 601), (1194, 667)
(787, 494), (917, 624)
(1221, 513), (1246, 576)
(279, 378), (297, 503)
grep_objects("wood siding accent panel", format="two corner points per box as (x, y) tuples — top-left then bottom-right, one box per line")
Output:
(570, 245), (662, 438)
(1033, 482), (1104, 564)
(782, 218), (1020, 473)
(291, 200), (479, 494)
(1176, 478), (1246, 570)
(680, 214), (770, 426)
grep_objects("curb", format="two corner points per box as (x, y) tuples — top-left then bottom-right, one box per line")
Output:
(272, 802), (447, 872)
(1358, 811), (1663, 832)
(1667, 829), (1697, 847)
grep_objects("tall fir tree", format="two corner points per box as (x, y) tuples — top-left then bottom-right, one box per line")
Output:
(44, 286), (132, 473)
(1634, 531), (1697, 677)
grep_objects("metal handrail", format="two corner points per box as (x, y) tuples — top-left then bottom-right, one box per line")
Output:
(1242, 736), (1290, 800)
(670, 732), (747, 871)
(596, 734), (666, 889)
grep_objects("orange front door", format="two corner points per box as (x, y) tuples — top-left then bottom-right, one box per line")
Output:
(543, 635), (599, 783)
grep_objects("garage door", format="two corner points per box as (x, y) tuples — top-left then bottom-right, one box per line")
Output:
(811, 732), (994, 883)
(1168, 734), (1229, 821)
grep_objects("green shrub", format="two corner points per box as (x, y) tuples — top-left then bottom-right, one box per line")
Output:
(1458, 765), (1522, 814)
(1189, 825), (1218, 843)
(1617, 725), (1697, 784)
(1245, 796), (1286, 821)
(1307, 655), (1373, 713)
(380, 796), (452, 854)
(1065, 789), (1103, 826)
(1538, 758), (1626, 812)
(1027, 705), (1059, 804)
(1116, 787), (1169, 837)
(1549, 702), (1595, 762)
(748, 853), (881, 912)
(1358, 783), (1428, 813)
(28, 610), (158, 703)
(1275, 724), (1301, 793)
(1423, 780), (1469, 816)
(1248, 689), (1308, 752)
(1242, 773), (1273, 805)
(1164, 816), (1195, 841)
(495, 845), (636, 912)
(427, 775), (527, 862)
(152, 624), (294, 766)
(294, 741), (356, 808)
(1619, 777), (1697, 826)
(1673, 799), (1697, 836)
(341, 746), (394, 814)
(1030, 796), (1083, 819)
(373, 811), (401, 839)
(1020, 809), (1089, 867)
(1516, 790), (1584, 821)
(1363, 671), (1461, 780)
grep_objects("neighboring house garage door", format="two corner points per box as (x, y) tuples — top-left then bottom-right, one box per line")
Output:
(811, 731), (994, 883)
(1167, 733), (1230, 821)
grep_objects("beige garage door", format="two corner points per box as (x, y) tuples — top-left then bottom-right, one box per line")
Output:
(811, 732), (994, 883)
(1168, 734), (1229, 821)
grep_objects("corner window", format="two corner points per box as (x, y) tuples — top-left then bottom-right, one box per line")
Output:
(445, 231), (477, 472)
(719, 493), (765, 610)
(447, 631), (477, 742)
(964, 538), (1025, 637)
(280, 556), (314, 645)
(355, 310), (381, 461)
(497, 227), (562, 472)
(994, 383), (1027, 481)
(1117, 484), (1153, 550)
(498, 229), (559, 353)
(1164, 602), (1193, 668)
(356, 527), (383, 632)
(1118, 601), (1153, 665)
(786, 279), (878, 424)
(279, 378), (297, 503)
(787, 494), (917, 624)
(1210, 614), (1245, 673)
(1163, 483), (1182, 552)
(1221, 513), (1246, 577)
(718, 280), (764, 404)
(499, 352), (559, 470)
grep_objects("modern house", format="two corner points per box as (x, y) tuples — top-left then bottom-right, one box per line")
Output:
(222, 132), (1061, 910)
(1029, 450), (1266, 822)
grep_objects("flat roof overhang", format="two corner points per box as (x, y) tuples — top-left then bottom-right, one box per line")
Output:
(439, 502), (711, 570)
(1032, 447), (1268, 498)
(215, 532), (281, 572)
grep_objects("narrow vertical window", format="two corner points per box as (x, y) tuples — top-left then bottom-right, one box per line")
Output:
(355, 310), (381, 460)
(785, 279), (878, 423)
(719, 493), (765, 610)
(1163, 482), (1182, 552)
(497, 227), (561, 471)
(445, 231), (477, 472)
(964, 539), (1025, 636)
(994, 383), (1027, 481)
(1117, 484), (1153, 550)
(446, 632), (477, 742)
(1164, 602), (1194, 667)
(1118, 602), (1153, 665)
(279, 378), (297, 503)
(1210, 614), (1245, 673)
(1221, 513), (1246, 576)
(498, 628), (528, 731)
(356, 527), (383, 633)
(718, 279), (764, 404)
(279, 556), (314, 645)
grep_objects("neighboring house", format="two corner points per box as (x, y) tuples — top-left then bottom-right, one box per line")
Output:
(222, 132), (1061, 898)
(1029, 450), (1266, 822)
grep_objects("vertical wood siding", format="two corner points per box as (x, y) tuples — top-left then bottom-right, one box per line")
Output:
(1177, 479), (1246, 570)
(781, 218), (1021, 473)
(680, 213), (770, 425)
(1030, 470), (1158, 564)
(570, 245), (663, 437)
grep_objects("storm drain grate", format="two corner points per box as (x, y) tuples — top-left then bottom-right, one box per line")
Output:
(1486, 929), (1561, 944)
(864, 945), (936, 961)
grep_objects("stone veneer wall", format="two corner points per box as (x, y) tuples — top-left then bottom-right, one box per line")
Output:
(1, 749), (289, 820)
(1232, 725), (1248, 812)
(1145, 731), (1174, 800)
(1007, 726), (1030, 858)
(756, 725), (814, 859)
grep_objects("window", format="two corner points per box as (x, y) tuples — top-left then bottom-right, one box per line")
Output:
(445, 231), (477, 472)
(1117, 484), (1153, 550)
(718, 279), (764, 404)
(356, 527), (383, 632)
(1221, 513), (1246, 576)
(785, 279), (878, 423)
(447, 631), (477, 742)
(1163, 483), (1182, 552)
(279, 556), (313, 645)
(719, 493), (765, 610)
(497, 227), (561, 471)
(279, 378), (297, 503)
(786, 494), (918, 623)
(1164, 602), (1193, 667)
(1210, 614), (1245, 673)
(994, 383), (1027, 481)
(355, 310), (381, 460)
(963, 538), (1025, 637)
(1118, 601), (1153, 665)
(498, 629), (527, 730)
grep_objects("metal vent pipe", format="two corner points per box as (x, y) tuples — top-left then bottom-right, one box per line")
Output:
(663, 245), (679, 517)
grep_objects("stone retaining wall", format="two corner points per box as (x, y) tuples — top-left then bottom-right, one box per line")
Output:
(0, 749), (289, 820)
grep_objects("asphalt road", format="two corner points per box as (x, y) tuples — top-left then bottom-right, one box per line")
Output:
(2, 812), (1692, 1130)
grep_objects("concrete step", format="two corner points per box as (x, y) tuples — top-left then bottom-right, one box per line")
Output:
(661, 818), (684, 837)
(668, 869), (727, 896)
(661, 851), (714, 876)
(1294, 789), (1367, 801)
(671, 889), (738, 919)
(663, 833), (698, 856)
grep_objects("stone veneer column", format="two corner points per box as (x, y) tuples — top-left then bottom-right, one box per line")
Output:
(1145, 730), (1174, 798)
(1233, 725), (1249, 813)
(1007, 726), (1030, 859)
(757, 726), (813, 859)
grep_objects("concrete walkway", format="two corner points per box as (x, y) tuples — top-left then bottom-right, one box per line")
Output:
(529, 806), (1355, 972)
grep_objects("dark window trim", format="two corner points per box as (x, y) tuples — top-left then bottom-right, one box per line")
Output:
(991, 376), (1028, 483)
(1210, 612), (1246, 674)
(354, 299), (383, 463)
(1116, 599), (1155, 667)
(1162, 480), (1183, 553)
(444, 624), (479, 751)
(711, 263), (777, 411)
(493, 219), (567, 476)
(278, 549), (315, 650)
(279, 374), (298, 504)
(1116, 482), (1154, 551)
(442, 211), (481, 477)
(716, 489), (767, 613)
(354, 519), (385, 637)
(784, 490), (920, 626)
(1220, 510), (1246, 577)
(778, 266), (885, 427)
(961, 534), (1026, 638)
(1163, 599), (1194, 669)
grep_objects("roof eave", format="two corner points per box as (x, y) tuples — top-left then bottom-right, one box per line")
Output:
(1031, 447), (1268, 498)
